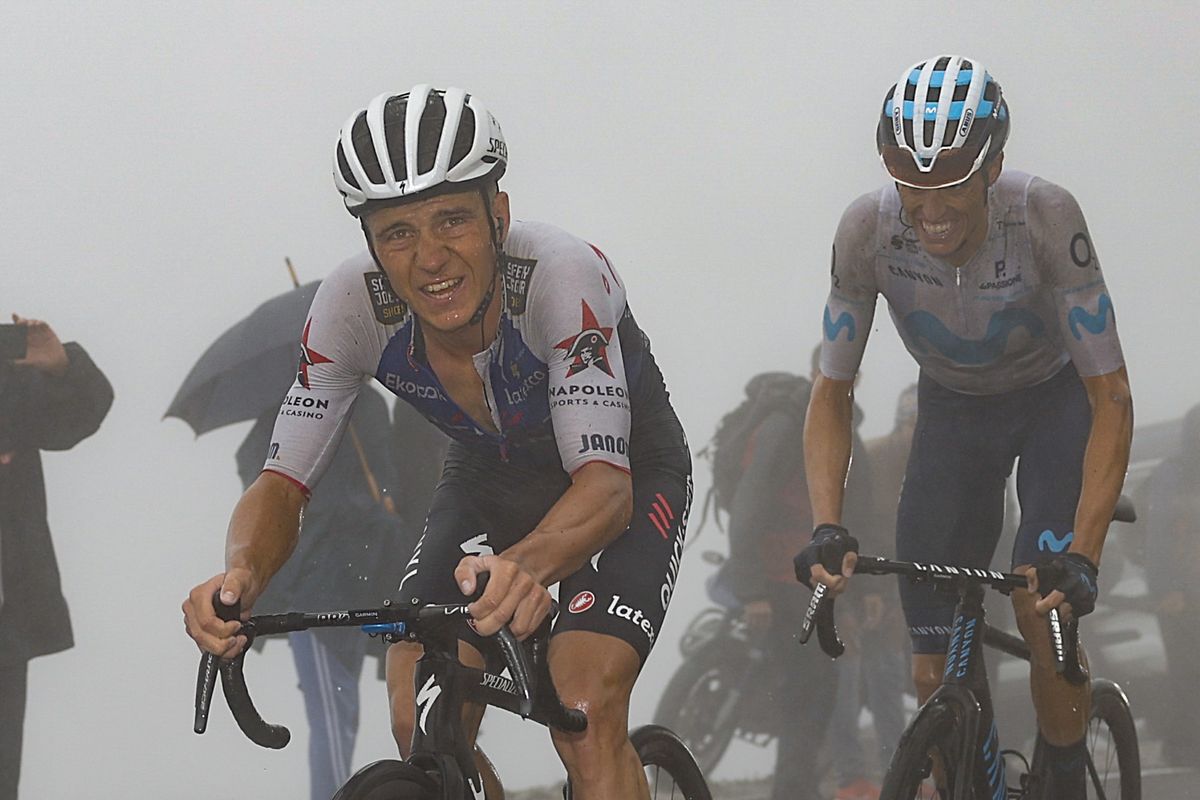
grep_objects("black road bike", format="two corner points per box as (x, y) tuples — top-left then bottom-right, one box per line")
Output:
(801, 558), (1140, 799)
(193, 588), (711, 799)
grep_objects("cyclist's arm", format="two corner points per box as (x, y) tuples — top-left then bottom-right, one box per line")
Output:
(806, 192), (880, 528)
(503, 460), (632, 585)
(223, 470), (308, 608)
(1071, 367), (1132, 564)
(805, 374), (856, 527)
(1029, 179), (1132, 565)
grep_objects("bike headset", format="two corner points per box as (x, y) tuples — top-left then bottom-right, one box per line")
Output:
(877, 55), (1010, 191)
(333, 84), (509, 331)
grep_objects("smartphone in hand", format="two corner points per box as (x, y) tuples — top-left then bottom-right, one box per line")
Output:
(0, 324), (28, 361)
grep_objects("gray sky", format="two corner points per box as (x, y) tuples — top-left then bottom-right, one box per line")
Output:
(3, 1), (1197, 795)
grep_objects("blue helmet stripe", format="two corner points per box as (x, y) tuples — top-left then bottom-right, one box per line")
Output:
(908, 69), (976, 88)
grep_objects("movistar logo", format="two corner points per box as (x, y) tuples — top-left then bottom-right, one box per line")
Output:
(1037, 529), (1073, 553)
(1068, 294), (1114, 340)
(902, 308), (1044, 365)
(823, 306), (857, 342)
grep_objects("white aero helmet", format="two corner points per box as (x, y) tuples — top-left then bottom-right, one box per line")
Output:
(876, 55), (1009, 189)
(334, 85), (507, 217)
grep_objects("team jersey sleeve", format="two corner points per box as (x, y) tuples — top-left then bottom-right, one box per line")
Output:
(262, 255), (389, 494)
(1028, 179), (1125, 378)
(819, 192), (880, 381)
(522, 238), (632, 475)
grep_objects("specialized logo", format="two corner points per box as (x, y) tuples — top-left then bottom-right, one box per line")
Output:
(568, 591), (596, 613)
(459, 532), (494, 558)
(363, 271), (408, 325)
(1038, 529), (1074, 553)
(902, 308), (1044, 365)
(415, 674), (442, 734)
(823, 306), (856, 342)
(1067, 294), (1114, 340)
(554, 300), (614, 377)
(297, 318), (334, 389)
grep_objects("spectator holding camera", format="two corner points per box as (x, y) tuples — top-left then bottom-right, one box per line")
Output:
(0, 315), (112, 799)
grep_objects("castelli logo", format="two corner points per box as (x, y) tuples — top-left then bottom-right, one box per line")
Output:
(568, 591), (596, 613)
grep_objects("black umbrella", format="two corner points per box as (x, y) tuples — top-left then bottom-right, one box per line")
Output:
(165, 281), (320, 436)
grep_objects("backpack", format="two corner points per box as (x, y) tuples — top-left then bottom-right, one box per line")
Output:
(697, 371), (813, 532)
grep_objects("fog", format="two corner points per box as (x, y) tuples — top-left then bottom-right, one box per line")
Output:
(3, 2), (1197, 796)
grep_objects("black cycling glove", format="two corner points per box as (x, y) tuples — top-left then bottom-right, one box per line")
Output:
(794, 523), (859, 588)
(1034, 552), (1099, 617)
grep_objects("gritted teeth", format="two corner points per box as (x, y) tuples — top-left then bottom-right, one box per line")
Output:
(922, 220), (953, 235)
(422, 277), (463, 295)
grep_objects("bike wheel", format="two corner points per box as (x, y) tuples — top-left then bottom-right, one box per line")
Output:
(631, 724), (713, 800)
(332, 759), (438, 800)
(651, 645), (745, 774)
(1084, 679), (1140, 799)
(880, 703), (968, 800)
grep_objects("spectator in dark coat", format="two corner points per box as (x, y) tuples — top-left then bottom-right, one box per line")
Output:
(0, 316), (112, 800)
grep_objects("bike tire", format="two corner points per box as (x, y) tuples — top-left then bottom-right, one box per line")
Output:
(631, 724), (713, 800)
(332, 759), (439, 800)
(880, 702), (969, 800)
(1084, 679), (1140, 800)
(651, 644), (745, 775)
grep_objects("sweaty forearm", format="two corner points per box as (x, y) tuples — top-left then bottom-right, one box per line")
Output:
(224, 471), (307, 605)
(1072, 371), (1133, 564)
(502, 463), (633, 586)
(805, 376), (855, 526)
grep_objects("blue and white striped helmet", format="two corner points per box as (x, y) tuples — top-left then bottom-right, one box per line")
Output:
(876, 55), (1009, 189)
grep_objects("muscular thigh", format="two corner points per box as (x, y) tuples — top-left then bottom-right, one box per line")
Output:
(1011, 366), (1091, 569)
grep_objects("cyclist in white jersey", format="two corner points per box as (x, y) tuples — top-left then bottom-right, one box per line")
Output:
(183, 85), (691, 800)
(795, 56), (1133, 799)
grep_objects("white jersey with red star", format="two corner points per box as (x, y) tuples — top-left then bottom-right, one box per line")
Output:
(265, 220), (665, 493)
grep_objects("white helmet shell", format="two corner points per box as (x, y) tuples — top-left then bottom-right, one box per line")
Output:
(334, 85), (507, 217)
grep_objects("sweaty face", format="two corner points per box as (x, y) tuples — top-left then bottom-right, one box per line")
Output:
(364, 190), (508, 337)
(896, 171), (991, 267)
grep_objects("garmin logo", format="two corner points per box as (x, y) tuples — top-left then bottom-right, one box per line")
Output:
(959, 108), (975, 138)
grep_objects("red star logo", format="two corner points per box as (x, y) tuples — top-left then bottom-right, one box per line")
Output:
(297, 318), (334, 389)
(553, 300), (614, 378)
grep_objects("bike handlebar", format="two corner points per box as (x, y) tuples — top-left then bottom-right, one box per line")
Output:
(798, 555), (1087, 685)
(193, 577), (586, 748)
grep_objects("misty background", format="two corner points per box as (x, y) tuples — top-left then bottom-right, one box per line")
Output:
(2, 2), (1197, 795)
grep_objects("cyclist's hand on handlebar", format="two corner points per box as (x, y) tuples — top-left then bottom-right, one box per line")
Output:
(1027, 552), (1099, 619)
(456, 554), (552, 640)
(182, 570), (252, 659)
(793, 523), (859, 594)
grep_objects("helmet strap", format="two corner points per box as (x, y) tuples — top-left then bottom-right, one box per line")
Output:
(467, 185), (504, 328)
